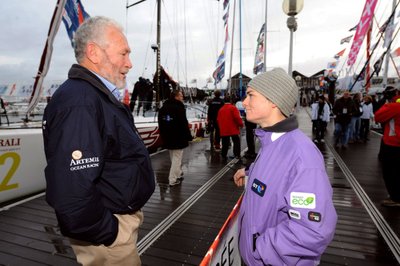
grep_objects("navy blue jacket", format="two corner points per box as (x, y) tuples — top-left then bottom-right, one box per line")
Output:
(43, 64), (155, 246)
(158, 98), (193, 149)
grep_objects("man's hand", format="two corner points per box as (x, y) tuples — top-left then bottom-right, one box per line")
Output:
(233, 168), (246, 187)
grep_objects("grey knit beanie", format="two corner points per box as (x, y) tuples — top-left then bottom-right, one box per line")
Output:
(248, 68), (298, 117)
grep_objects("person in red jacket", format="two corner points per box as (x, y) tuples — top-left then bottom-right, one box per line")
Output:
(217, 95), (244, 159)
(375, 94), (400, 207)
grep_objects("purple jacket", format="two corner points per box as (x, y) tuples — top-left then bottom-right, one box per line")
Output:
(238, 116), (337, 265)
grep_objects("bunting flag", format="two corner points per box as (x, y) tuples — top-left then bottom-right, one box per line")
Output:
(340, 35), (353, 44)
(223, 0), (229, 9)
(213, 0), (230, 85)
(334, 49), (346, 59)
(62, 0), (90, 47)
(356, 68), (365, 81)
(391, 46), (400, 57)
(373, 52), (386, 76)
(349, 24), (358, 31)
(327, 61), (338, 69)
(379, 18), (390, 33)
(347, 0), (378, 67)
(384, 22), (397, 48)
(253, 23), (266, 74)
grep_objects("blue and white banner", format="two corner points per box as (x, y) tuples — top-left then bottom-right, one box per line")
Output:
(62, 0), (90, 47)
(213, 0), (230, 85)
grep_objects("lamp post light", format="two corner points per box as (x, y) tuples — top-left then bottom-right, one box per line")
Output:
(282, 0), (303, 109)
(282, 0), (303, 75)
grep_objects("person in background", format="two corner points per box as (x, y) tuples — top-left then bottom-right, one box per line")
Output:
(42, 17), (155, 266)
(0, 96), (8, 126)
(332, 91), (355, 149)
(349, 92), (363, 143)
(207, 90), (224, 151)
(217, 95), (244, 160)
(310, 97), (319, 133)
(158, 90), (193, 187)
(243, 116), (257, 159)
(359, 95), (374, 142)
(312, 94), (330, 143)
(374, 94), (400, 207)
(233, 68), (337, 266)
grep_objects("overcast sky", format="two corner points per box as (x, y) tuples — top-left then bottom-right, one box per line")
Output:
(0, 0), (398, 90)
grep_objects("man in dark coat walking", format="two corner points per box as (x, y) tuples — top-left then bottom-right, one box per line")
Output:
(158, 90), (193, 186)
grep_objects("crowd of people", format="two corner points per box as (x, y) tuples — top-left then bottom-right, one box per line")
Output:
(41, 14), (400, 266)
(311, 86), (400, 208)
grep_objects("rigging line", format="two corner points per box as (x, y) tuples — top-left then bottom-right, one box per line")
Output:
(202, 0), (218, 64)
(141, 0), (157, 77)
(161, 0), (184, 79)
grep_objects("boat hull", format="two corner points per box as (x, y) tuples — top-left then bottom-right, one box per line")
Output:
(0, 120), (206, 205)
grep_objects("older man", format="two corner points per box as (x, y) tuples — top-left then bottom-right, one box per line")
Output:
(42, 17), (155, 266)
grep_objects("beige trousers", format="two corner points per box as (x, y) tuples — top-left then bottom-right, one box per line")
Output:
(168, 149), (183, 184)
(70, 210), (143, 266)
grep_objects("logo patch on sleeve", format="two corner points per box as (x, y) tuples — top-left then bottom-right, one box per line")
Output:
(308, 211), (321, 222)
(251, 179), (267, 197)
(290, 192), (316, 209)
(288, 209), (301, 220)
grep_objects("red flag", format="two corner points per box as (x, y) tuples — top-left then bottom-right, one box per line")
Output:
(392, 47), (400, 57)
(334, 49), (346, 59)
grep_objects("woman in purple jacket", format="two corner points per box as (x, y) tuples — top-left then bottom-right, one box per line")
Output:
(233, 68), (337, 266)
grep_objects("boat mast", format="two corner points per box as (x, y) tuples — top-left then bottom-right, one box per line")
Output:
(264, 0), (268, 72)
(127, 0), (161, 109)
(239, 0), (243, 98)
(156, 0), (161, 108)
(227, 0), (237, 94)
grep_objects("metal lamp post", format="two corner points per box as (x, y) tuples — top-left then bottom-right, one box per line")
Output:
(282, 0), (303, 108)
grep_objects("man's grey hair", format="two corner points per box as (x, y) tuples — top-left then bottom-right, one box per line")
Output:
(73, 16), (123, 63)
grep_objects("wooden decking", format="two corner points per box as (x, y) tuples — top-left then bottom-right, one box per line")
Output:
(0, 107), (399, 265)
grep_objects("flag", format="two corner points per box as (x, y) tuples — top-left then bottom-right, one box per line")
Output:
(213, 62), (225, 85)
(26, 0), (67, 117)
(373, 52), (386, 76)
(349, 24), (358, 31)
(379, 18), (390, 33)
(223, 0), (229, 9)
(327, 61), (338, 69)
(391, 47), (400, 57)
(356, 68), (365, 81)
(253, 23), (265, 74)
(62, 0), (90, 47)
(383, 22), (397, 48)
(216, 49), (225, 66)
(340, 35), (353, 44)
(212, 0), (230, 85)
(334, 49), (346, 59)
(347, 0), (378, 67)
